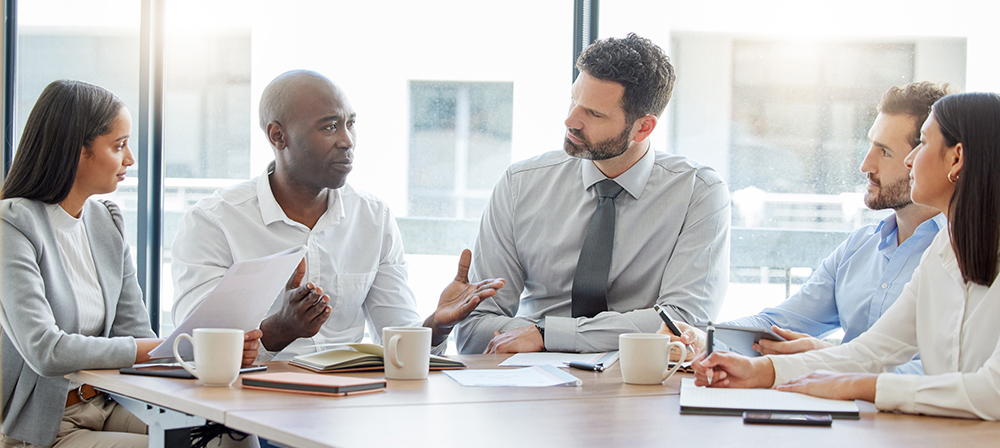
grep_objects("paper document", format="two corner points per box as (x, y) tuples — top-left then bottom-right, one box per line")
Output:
(678, 378), (860, 419)
(444, 365), (582, 387)
(499, 351), (619, 368)
(150, 246), (308, 359)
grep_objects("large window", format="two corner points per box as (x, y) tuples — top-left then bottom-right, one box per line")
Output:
(9, 0), (1000, 339)
(408, 81), (513, 219)
(15, 0), (140, 248)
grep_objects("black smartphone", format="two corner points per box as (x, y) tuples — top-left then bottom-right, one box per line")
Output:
(743, 411), (832, 426)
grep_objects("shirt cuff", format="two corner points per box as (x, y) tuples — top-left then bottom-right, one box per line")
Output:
(766, 354), (803, 387)
(431, 338), (447, 355)
(544, 316), (577, 352)
(874, 373), (917, 413)
(256, 344), (277, 362)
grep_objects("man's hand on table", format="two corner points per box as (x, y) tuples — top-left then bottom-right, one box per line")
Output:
(484, 325), (544, 354)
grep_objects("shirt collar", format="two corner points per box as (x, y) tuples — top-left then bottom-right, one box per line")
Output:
(876, 212), (948, 251)
(256, 161), (345, 229)
(876, 213), (899, 251)
(580, 147), (655, 199)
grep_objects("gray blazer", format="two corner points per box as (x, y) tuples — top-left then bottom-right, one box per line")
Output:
(1, 198), (155, 447)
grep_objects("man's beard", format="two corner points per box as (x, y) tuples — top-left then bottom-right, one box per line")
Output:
(563, 124), (632, 161)
(864, 174), (913, 210)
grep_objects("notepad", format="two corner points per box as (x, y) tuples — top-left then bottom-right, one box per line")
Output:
(678, 378), (860, 419)
(241, 372), (385, 396)
(289, 343), (466, 373)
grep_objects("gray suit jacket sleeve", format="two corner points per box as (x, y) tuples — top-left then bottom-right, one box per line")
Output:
(1, 198), (155, 447)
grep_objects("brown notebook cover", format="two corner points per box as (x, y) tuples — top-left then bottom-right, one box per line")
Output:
(241, 372), (386, 397)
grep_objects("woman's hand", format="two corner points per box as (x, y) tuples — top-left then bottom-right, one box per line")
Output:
(691, 350), (775, 389)
(774, 370), (877, 402)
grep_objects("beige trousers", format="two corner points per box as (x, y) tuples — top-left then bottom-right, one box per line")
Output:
(2, 395), (259, 448)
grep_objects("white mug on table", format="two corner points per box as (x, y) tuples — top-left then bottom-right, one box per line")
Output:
(619, 333), (687, 385)
(383, 326), (431, 380)
(172, 328), (243, 387)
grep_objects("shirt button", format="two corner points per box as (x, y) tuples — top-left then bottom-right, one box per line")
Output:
(881, 283), (889, 289)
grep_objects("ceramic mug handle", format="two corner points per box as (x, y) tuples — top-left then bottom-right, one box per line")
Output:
(173, 333), (199, 379)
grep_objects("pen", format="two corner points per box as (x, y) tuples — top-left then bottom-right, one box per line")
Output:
(653, 304), (694, 355)
(706, 321), (715, 386)
(567, 362), (605, 372)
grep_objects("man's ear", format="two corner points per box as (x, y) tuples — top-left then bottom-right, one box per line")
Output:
(631, 114), (658, 143)
(266, 121), (287, 150)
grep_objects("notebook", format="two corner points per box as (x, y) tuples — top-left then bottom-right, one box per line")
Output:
(289, 343), (466, 373)
(241, 372), (386, 396)
(678, 378), (860, 419)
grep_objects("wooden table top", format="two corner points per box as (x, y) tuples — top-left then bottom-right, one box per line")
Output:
(68, 354), (679, 423)
(69, 354), (1000, 448)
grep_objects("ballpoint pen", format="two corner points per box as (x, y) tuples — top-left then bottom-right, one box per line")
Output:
(706, 321), (715, 386)
(567, 362), (605, 372)
(653, 304), (694, 356)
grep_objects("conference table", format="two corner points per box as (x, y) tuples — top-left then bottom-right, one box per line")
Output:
(68, 355), (1000, 448)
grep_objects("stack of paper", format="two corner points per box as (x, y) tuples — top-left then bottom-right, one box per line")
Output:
(444, 365), (582, 387)
(499, 351), (619, 368)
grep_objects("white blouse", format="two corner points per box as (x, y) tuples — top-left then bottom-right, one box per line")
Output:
(769, 227), (1000, 420)
(46, 203), (105, 336)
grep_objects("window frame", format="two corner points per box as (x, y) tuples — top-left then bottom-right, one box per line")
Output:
(0, 0), (599, 336)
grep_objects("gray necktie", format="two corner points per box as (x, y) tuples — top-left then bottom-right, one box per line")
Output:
(572, 179), (624, 318)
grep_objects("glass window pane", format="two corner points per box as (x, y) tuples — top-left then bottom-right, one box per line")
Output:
(158, 0), (571, 337)
(16, 2), (140, 254)
(601, 1), (979, 320)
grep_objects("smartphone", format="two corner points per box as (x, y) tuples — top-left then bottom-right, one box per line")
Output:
(743, 412), (832, 426)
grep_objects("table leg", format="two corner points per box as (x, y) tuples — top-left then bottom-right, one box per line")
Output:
(101, 391), (207, 448)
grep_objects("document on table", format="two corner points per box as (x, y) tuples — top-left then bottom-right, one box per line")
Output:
(150, 245), (308, 359)
(498, 351), (619, 368)
(678, 378), (860, 419)
(444, 365), (582, 387)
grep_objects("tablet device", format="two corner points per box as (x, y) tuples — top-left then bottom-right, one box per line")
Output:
(120, 364), (267, 379)
(693, 324), (786, 357)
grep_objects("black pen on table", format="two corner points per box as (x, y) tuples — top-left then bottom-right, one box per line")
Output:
(567, 362), (605, 372)
(653, 304), (694, 356)
(706, 321), (715, 386)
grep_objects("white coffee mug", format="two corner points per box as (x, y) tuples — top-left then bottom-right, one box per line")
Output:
(619, 333), (688, 385)
(383, 326), (431, 380)
(172, 328), (243, 387)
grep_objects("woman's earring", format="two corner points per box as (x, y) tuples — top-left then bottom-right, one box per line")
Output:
(947, 171), (959, 183)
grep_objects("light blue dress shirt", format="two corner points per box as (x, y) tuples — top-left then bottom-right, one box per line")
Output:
(726, 213), (946, 374)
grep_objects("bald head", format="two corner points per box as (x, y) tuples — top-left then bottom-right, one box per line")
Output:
(258, 70), (345, 132)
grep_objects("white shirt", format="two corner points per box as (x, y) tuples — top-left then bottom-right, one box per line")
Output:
(171, 168), (425, 360)
(46, 203), (104, 336)
(769, 228), (1000, 420)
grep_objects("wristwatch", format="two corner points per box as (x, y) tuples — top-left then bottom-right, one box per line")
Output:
(535, 317), (546, 338)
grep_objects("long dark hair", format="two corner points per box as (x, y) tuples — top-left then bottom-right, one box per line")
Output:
(1, 80), (124, 203)
(934, 92), (1000, 286)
